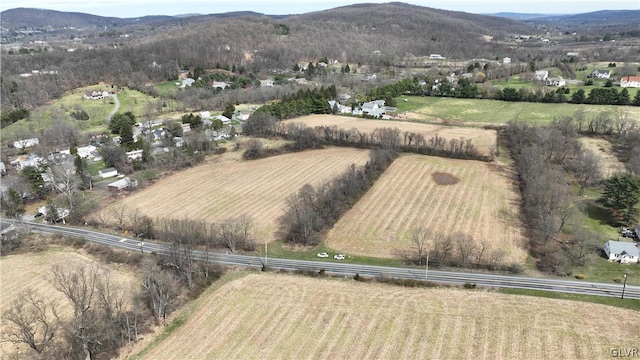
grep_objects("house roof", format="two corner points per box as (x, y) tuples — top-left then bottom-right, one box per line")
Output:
(100, 167), (117, 174)
(606, 241), (639, 257)
(592, 69), (610, 74)
(622, 76), (640, 82)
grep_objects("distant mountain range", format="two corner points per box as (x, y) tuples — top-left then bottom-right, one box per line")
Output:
(2, 6), (637, 31)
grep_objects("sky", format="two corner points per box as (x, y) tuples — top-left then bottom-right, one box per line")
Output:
(0, 0), (637, 18)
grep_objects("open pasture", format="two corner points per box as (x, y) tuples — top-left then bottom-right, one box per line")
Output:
(106, 147), (370, 242)
(283, 114), (497, 156)
(325, 154), (527, 263)
(141, 273), (640, 360)
(395, 96), (640, 126)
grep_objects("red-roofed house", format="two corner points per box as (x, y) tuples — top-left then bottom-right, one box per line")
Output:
(620, 76), (640, 88)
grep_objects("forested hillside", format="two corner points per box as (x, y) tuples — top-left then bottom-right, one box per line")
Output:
(0, 3), (533, 113)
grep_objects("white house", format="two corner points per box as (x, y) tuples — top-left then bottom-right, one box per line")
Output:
(533, 70), (549, 81)
(260, 79), (275, 87)
(233, 111), (250, 121)
(181, 78), (195, 88)
(200, 111), (211, 119)
(502, 57), (511, 64)
(620, 76), (640, 88)
(61, 145), (97, 159)
(181, 123), (192, 133)
(83, 90), (110, 100)
(546, 77), (566, 87)
(125, 149), (144, 162)
(429, 54), (445, 60)
(211, 81), (228, 90)
(13, 137), (39, 149)
(591, 69), (611, 79)
(98, 168), (118, 179)
(604, 241), (639, 264)
(215, 115), (231, 125)
(108, 177), (138, 192)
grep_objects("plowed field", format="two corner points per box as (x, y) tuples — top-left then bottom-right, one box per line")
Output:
(141, 273), (640, 360)
(325, 154), (527, 263)
(282, 114), (497, 155)
(108, 147), (370, 242)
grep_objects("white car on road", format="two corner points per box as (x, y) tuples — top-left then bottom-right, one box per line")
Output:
(317, 252), (329, 258)
(334, 254), (345, 260)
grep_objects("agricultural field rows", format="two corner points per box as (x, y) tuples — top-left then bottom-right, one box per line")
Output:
(107, 147), (371, 242)
(325, 154), (527, 263)
(141, 273), (640, 360)
(283, 114), (497, 156)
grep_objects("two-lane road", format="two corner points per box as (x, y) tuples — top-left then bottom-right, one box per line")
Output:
(4, 219), (640, 300)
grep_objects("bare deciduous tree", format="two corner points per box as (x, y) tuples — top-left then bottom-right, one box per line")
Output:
(571, 149), (602, 195)
(2, 289), (59, 356)
(141, 259), (180, 325)
(409, 227), (430, 266)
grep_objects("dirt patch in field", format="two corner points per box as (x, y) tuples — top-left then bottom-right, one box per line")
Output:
(140, 273), (640, 360)
(431, 172), (460, 185)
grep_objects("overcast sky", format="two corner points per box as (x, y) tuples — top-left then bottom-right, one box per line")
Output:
(0, 0), (637, 18)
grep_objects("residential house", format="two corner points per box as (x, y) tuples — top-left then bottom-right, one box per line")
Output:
(591, 69), (611, 79)
(181, 123), (192, 133)
(98, 168), (118, 179)
(546, 77), (566, 87)
(83, 90), (110, 100)
(19, 154), (43, 170)
(107, 177), (138, 193)
(181, 78), (195, 88)
(429, 54), (445, 60)
(47, 152), (74, 164)
(293, 78), (307, 85)
(200, 111), (212, 119)
(215, 115), (231, 125)
(620, 76), (640, 88)
(361, 101), (386, 118)
(0, 161), (6, 175)
(173, 137), (184, 147)
(604, 241), (639, 264)
(503, 57), (511, 64)
(61, 145), (97, 159)
(566, 52), (579, 57)
(152, 129), (166, 141)
(211, 81), (228, 90)
(233, 111), (250, 121)
(125, 149), (144, 162)
(260, 79), (275, 87)
(533, 70), (549, 81)
(13, 137), (39, 149)
(327, 100), (351, 115)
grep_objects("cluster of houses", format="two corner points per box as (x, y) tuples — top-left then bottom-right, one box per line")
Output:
(532, 69), (640, 88)
(327, 99), (397, 119)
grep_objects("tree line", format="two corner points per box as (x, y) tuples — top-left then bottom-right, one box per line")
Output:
(243, 113), (486, 161)
(504, 115), (640, 274)
(278, 149), (397, 246)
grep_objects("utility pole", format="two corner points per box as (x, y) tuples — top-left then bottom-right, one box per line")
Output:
(621, 269), (630, 299)
(265, 242), (268, 265)
(425, 252), (429, 282)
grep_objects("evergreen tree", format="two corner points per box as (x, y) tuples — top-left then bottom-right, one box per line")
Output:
(222, 103), (236, 119)
(599, 173), (640, 225)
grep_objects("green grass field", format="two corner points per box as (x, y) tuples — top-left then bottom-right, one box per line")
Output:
(395, 96), (639, 125)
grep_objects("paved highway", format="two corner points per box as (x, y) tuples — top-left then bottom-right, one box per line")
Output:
(4, 219), (640, 300)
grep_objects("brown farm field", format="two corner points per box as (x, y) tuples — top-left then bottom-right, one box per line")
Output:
(140, 273), (640, 360)
(0, 250), (136, 357)
(282, 114), (497, 156)
(106, 147), (370, 242)
(325, 154), (527, 263)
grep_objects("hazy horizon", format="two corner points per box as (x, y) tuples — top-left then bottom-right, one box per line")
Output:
(0, 0), (638, 18)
